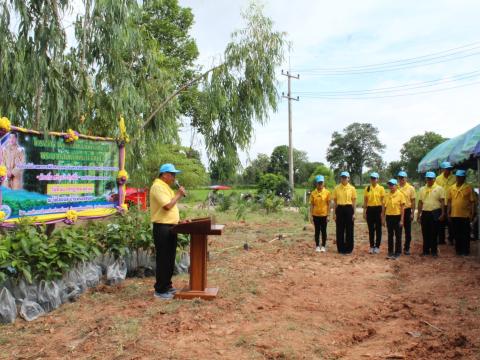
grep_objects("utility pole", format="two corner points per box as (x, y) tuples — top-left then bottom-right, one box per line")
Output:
(281, 70), (299, 195)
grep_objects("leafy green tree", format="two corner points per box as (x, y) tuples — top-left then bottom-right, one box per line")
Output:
(326, 123), (385, 184)
(307, 164), (335, 189)
(257, 173), (289, 196)
(243, 153), (270, 185)
(386, 160), (405, 179)
(268, 145), (309, 184)
(129, 143), (209, 188)
(400, 132), (447, 180)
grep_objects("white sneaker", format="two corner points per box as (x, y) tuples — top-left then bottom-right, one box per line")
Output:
(315, 246), (321, 252)
(374, 247), (380, 254)
(320, 246), (326, 253)
(369, 247), (374, 254)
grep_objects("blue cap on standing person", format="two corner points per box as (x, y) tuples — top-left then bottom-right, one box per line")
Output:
(159, 163), (182, 174)
(370, 172), (379, 179)
(440, 161), (453, 169)
(397, 171), (408, 178)
(340, 171), (350, 177)
(455, 169), (466, 177)
(387, 178), (398, 186)
(315, 175), (325, 183)
(425, 171), (436, 179)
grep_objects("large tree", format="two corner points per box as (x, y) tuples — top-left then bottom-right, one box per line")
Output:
(1, 1), (286, 185)
(326, 123), (385, 184)
(268, 145), (310, 185)
(400, 131), (447, 180)
(243, 153), (271, 185)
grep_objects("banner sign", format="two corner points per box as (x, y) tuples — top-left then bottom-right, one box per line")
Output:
(0, 127), (125, 225)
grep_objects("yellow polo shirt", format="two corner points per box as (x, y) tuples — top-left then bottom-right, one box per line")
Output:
(384, 190), (406, 216)
(435, 172), (456, 199)
(310, 188), (331, 216)
(149, 178), (179, 224)
(448, 183), (475, 218)
(364, 184), (385, 207)
(333, 183), (357, 205)
(418, 183), (444, 211)
(398, 182), (416, 209)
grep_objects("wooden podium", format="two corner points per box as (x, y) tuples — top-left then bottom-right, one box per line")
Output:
(172, 217), (224, 300)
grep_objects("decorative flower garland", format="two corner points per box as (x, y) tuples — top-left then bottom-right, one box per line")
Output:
(64, 129), (79, 143)
(0, 211), (6, 222)
(117, 116), (130, 146)
(64, 210), (78, 225)
(117, 169), (129, 185)
(0, 116), (11, 136)
(0, 165), (6, 184)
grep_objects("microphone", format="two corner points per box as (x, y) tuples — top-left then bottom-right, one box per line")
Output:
(175, 180), (186, 197)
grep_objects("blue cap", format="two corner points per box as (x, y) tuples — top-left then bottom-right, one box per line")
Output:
(159, 163), (182, 174)
(440, 161), (453, 169)
(387, 178), (398, 186)
(340, 171), (350, 177)
(370, 172), (379, 179)
(455, 169), (466, 177)
(397, 171), (408, 178)
(315, 175), (325, 183)
(425, 171), (436, 179)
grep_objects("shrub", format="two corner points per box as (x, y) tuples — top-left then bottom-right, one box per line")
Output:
(257, 173), (289, 196)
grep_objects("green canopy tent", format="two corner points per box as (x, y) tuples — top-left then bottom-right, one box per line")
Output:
(418, 124), (480, 172)
(418, 123), (480, 258)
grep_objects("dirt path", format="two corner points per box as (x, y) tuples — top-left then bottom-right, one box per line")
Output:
(1, 212), (480, 359)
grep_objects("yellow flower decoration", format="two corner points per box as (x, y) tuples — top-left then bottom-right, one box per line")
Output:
(120, 203), (129, 212)
(64, 129), (79, 143)
(118, 116), (130, 144)
(0, 211), (6, 222)
(0, 116), (11, 133)
(0, 165), (6, 177)
(117, 170), (128, 185)
(65, 210), (78, 223)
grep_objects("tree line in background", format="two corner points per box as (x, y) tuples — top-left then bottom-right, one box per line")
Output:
(231, 123), (448, 190)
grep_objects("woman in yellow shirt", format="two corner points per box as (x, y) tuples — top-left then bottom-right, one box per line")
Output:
(333, 171), (357, 254)
(310, 175), (331, 252)
(382, 179), (405, 259)
(363, 172), (385, 254)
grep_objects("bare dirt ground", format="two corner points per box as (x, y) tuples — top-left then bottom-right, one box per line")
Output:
(2, 210), (480, 360)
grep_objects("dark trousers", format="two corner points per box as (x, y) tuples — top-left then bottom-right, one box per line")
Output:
(336, 205), (354, 253)
(313, 216), (327, 247)
(153, 223), (178, 293)
(438, 205), (453, 244)
(386, 215), (402, 256)
(366, 206), (382, 248)
(400, 208), (412, 251)
(421, 209), (441, 255)
(451, 217), (470, 255)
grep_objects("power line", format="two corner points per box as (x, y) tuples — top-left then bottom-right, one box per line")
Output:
(296, 51), (480, 75)
(292, 41), (480, 72)
(298, 80), (480, 99)
(295, 69), (480, 95)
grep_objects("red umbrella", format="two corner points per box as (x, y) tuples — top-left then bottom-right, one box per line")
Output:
(209, 185), (232, 190)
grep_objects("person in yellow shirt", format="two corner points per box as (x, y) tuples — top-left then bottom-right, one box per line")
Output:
(363, 172), (385, 254)
(333, 171), (357, 254)
(310, 175), (331, 253)
(417, 171), (445, 257)
(150, 163), (186, 299)
(382, 179), (405, 259)
(447, 170), (475, 256)
(435, 161), (456, 245)
(397, 171), (416, 255)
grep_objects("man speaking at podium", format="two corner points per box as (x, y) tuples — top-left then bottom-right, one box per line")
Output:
(150, 163), (186, 299)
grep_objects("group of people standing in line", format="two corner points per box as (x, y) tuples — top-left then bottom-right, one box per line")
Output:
(309, 161), (476, 259)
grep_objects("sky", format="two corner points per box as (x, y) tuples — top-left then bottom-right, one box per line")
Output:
(177, 0), (480, 169)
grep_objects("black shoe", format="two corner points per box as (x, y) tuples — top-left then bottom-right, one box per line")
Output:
(404, 250), (411, 256)
(432, 253), (438, 258)
(394, 253), (401, 258)
(420, 252), (429, 257)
